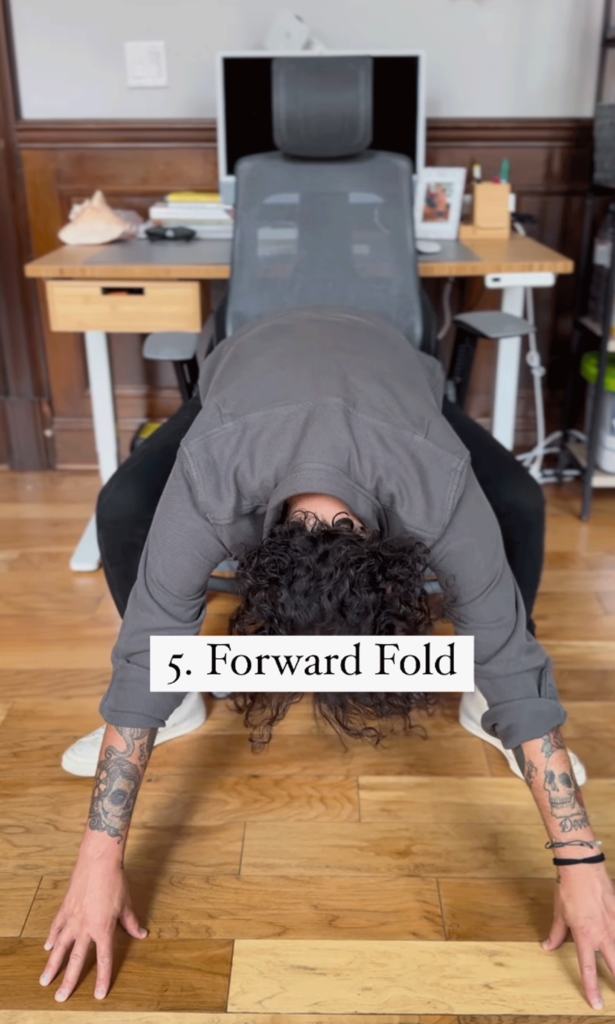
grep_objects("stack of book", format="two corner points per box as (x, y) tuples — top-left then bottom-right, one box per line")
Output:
(147, 191), (234, 240)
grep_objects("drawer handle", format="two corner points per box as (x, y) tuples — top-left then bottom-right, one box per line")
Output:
(101, 286), (145, 296)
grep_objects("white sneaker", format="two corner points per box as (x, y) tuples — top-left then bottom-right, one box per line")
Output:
(459, 688), (587, 786)
(61, 692), (207, 777)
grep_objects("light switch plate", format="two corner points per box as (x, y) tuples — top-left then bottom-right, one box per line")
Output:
(124, 41), (168, 88)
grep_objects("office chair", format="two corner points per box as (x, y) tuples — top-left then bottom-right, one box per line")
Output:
(216, 55), (435, 357)
(209, 56), (440, 599)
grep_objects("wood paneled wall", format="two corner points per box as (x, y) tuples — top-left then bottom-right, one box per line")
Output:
(0, 0), (53, 471)
(17, 118), (593, 468)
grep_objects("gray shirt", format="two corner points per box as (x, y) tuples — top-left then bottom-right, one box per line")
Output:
(100, 307), (566, 749)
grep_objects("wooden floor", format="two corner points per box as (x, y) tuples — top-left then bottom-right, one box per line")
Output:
(1, 471), (615, 1022)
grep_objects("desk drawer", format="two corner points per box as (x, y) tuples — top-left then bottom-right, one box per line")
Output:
(45, 280), (202, 333)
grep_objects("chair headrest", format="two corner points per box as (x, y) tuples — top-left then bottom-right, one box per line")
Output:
(272, 56), (373, 159)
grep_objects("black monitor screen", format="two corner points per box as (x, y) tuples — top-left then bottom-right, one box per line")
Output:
(222, 55), (421, 175)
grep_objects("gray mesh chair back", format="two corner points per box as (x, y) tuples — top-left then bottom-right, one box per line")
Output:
(225, 56), (427, 351)
(272, 55), (374, 158)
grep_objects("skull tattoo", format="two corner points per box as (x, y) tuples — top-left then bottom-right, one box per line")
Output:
(543, 768), (576, 817)
(89, 757), (141, 839)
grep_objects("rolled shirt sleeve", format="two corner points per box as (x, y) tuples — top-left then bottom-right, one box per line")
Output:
(429, 468), (566, 749)
(99, 447), (228, 730)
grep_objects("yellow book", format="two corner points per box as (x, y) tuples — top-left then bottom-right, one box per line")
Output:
(165, 191), (221, 204)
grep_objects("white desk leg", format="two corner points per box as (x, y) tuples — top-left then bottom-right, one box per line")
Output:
(491, 285), (525, 451)
(70, 331), (119, 573)
(70, 514), (101, 573)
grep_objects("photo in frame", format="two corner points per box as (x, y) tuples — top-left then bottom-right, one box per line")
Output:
(414, 167), (467, 240)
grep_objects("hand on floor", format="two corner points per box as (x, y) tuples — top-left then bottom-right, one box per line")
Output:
(39, 851), (147, 1001)
(543, 862), (615, 1010)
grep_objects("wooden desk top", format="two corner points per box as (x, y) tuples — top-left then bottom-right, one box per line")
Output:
(25, 235), (574, 281)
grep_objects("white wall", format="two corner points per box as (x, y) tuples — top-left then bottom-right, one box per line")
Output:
(10, 0), (604, 120)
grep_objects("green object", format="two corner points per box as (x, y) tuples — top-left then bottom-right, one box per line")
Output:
(500, 158), (510, 184)
(580, 351), (615, 392)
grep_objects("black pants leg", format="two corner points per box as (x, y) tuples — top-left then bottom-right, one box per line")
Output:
(442, 397), (545, 622)
(97, 394), (202, 617)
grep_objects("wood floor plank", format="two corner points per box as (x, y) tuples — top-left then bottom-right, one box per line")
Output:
(0, 1014), (458, 1024)
(142, 733), (491, 779)
(438, 878), (556, 941)
(539, 568), (615, 592)
(24, 874), (444, 941)
(228, 939), (615, 1014)
(457, 1017), (615, 1024)
(0, 780), (108, 831)
(562, 700), (615, 737)
(597, 590), (615, 615)
(0, 875), (41, 936)
(0, 518), (90, 550)
(0, 937), (232, 1011)
(0, 592), (103, 619)
(0, 567), (105, 598)
(359, 777), (534, 824)
(0, 472), (99, 502)
(0, 721), (488, 780)
(4, 698), (107, 733)
(0, 668), (111, 701)
(1, 637), (124, 671)
(542, 641), (615, 670)
(0, 774), (360, 829)
(555, 669), (615, 701)
(359, 777), (615, 825)
(240, 822), (615, 878)
(544, 549), (592, 569)
(0, 501), (96, 519)
(535, 619), (615, 643)
(534, 592), (610, 641)
(0, 824), (244, 875)
(0, 728), (109, 780)
(1, 471), (615, 1017)
(544, 519), (615, 554)
(136, 773), (360, 824)
(0, 547), (87, 572)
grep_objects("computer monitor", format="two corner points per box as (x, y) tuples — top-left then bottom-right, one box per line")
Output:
(216, 50), (426, 206)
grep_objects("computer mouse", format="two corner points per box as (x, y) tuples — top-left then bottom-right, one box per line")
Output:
(146, 225), (196, 241)
(416, 240), (442, 255)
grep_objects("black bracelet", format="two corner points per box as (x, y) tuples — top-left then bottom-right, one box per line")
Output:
(553, 852), (606, 866)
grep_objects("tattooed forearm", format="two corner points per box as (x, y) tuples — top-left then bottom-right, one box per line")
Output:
(540, 727), (589, 833)
(512, 745), (539, 787)
(517, 727), (590, 836)
(88, 727), (157, 844)
(540, 728), (565, 758)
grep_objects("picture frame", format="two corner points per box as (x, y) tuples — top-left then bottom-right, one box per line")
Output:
(414, 167), (467, 241)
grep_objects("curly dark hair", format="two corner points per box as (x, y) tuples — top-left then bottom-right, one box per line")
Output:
(227, 512), (438, 750)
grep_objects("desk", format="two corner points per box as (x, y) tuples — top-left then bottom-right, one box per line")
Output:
(26, 235), (574, 571)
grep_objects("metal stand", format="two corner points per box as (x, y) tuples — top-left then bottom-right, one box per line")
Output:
(487, 274), (556, 451)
